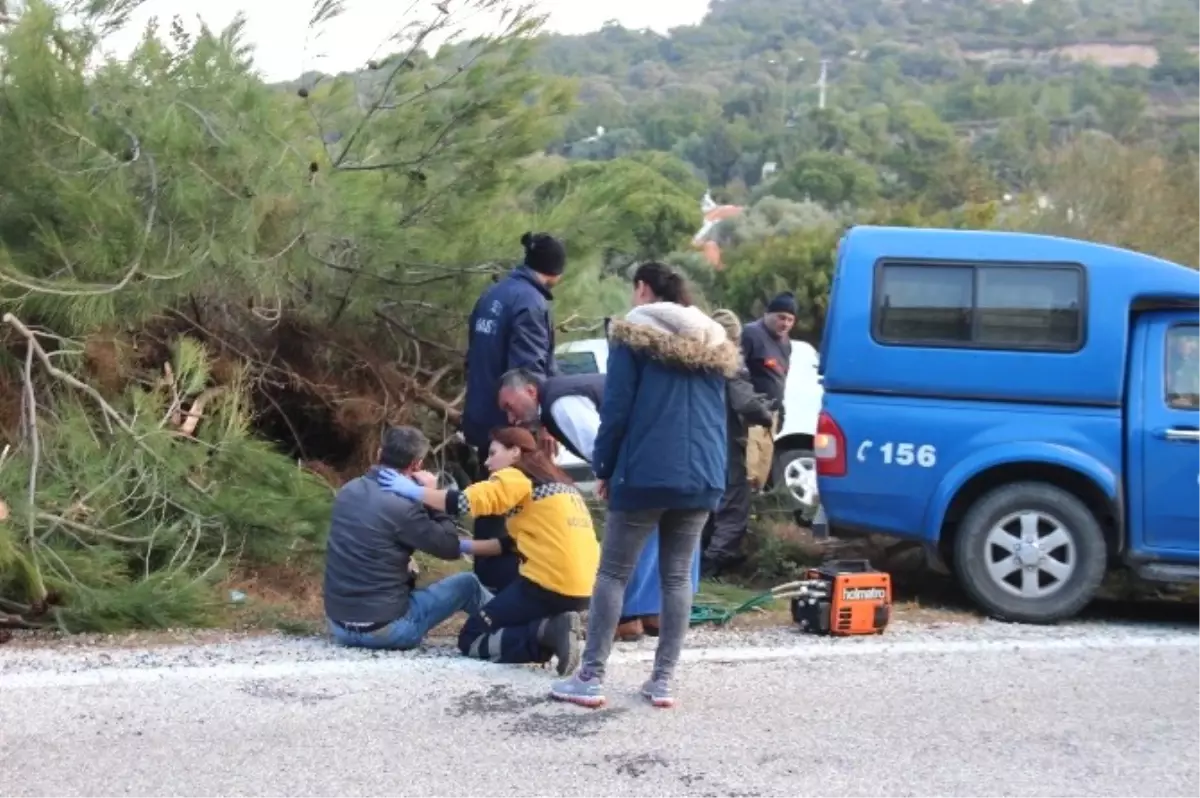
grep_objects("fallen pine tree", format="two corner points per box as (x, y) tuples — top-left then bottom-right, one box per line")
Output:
(0, 0), (578, 634)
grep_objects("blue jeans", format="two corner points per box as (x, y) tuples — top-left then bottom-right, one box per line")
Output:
(328, 572), (492, 651)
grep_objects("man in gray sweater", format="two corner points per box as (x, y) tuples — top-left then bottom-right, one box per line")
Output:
(323, 426), (491, 650)
(741, 292), (796, 489)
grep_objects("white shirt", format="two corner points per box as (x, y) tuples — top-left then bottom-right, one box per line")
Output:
(548, 395), (601, 464)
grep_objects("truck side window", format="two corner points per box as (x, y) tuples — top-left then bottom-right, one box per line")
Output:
(876, 264), (973, 343)
(1165, 325), (1199, 410)
(874, 262), (1083, 351)
(975, 266), (1081, 347)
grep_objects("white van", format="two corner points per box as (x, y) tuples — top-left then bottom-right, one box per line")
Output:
(552, 337), (822, 511)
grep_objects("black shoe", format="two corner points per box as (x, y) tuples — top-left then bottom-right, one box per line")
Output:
(537, 612), (582, 676)
(701, 556), (725, 580)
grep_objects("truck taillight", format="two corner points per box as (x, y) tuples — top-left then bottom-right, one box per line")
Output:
(815, 410), (847, 477)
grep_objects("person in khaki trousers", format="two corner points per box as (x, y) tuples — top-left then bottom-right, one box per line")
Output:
(745, 413), (777, 490)
(702, 310), (775, 578)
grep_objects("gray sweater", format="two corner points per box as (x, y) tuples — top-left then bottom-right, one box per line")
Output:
(322, 467), (463, 624)
(741, 319), (792, 412)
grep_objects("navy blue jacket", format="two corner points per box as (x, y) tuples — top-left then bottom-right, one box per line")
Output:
(463, 265), (556, 448)
(592, 303), (740, 513)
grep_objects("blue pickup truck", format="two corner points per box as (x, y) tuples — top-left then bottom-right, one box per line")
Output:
(815, 226), (1199, 623)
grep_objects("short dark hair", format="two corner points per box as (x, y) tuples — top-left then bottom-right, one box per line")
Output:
(499, 368), (541, 393)
(379, 426), (428, 470)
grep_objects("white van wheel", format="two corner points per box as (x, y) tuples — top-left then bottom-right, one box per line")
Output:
(773, 448), (818, 509)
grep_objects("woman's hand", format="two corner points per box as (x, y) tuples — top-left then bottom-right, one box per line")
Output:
(378, 469), (425, 501)
(412, 470), (439, 489)
(595, 479), (609, 501)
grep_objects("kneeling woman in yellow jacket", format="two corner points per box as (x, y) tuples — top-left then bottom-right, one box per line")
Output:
(378, 426), (599, 674)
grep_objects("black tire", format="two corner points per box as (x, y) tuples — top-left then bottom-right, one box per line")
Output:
(954, 481), (1107, 624)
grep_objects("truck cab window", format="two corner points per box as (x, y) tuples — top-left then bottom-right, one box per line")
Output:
(1166, 326), (1199, 410)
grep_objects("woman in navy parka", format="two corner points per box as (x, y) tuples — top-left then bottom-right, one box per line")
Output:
(551, 262), (738, 709)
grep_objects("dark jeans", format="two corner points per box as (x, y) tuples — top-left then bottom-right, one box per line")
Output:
(702, 478), (752, 564)
(470, 443), (518, 592)
(458, 576), (589, 664)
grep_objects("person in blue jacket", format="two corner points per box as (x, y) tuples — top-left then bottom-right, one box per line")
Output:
(462, 232), (565, 592)
(551, 262), (738, 710)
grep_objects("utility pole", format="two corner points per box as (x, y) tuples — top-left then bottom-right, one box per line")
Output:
(817, 58), (830, 110)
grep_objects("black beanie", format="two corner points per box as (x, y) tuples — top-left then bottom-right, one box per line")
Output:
(521, 232), (566, 277)
(767, 291), (798, 316)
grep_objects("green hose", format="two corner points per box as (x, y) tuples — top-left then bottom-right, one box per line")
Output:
(689, 591), (777, 626)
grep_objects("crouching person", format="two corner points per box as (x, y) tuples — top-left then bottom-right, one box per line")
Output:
(323, 426), (491, 650)
(377, 426), (598, 675)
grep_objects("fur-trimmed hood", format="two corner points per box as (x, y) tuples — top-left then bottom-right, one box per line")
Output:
(608, 302), (740, 377)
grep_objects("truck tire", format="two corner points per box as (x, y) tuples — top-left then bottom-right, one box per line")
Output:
(953, 481), (1107, 624)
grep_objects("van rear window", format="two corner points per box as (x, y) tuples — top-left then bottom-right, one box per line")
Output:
(873, 261), (1084, 352)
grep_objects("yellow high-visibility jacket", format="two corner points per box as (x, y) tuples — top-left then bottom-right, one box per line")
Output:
(450, 467), (599, 599)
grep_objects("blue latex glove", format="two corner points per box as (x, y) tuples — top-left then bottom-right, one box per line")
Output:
(377, 469), (425, 502)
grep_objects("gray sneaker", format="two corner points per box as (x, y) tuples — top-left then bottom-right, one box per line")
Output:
(536, 612), (582, 676)
(640, 678), (675, 709)
(550, 668), (606, 708)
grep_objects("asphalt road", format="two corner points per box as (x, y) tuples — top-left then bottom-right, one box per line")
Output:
(2, 628), (1197, 797)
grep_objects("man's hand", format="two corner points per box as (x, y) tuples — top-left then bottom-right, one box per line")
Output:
(595, 479), (609, 501)
(407, 559), (421, 576)
(412, 470), (439, 489)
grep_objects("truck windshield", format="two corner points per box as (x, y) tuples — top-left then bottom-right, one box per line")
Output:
(1166, 326), (1199, 410)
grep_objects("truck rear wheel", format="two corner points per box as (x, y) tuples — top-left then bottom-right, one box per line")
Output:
(953, 481), (1107, 624)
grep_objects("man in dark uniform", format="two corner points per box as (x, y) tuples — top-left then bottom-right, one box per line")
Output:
(462, 232), (566, 591)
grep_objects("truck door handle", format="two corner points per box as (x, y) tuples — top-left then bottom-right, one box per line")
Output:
(1161, 428), (1200, 442)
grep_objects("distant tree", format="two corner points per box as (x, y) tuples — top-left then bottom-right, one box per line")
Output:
(760, 151), (880, 208)
(1152, 40), (1200, 86)
(716, 225), (842, 344)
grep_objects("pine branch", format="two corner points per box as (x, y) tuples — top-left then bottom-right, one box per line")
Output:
(20, 339), (47, 603)
(2, 313), (208, 493)
(0, 120), (159, 297)
(330, 6), (452, 168)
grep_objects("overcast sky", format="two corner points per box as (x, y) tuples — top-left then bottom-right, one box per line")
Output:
(99, 0), (711, 82)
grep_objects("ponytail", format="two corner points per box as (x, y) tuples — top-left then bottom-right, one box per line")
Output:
(632, 261), (693, 307)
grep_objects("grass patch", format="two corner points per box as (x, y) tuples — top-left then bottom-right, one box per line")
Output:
(219, 553), (472, 637)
